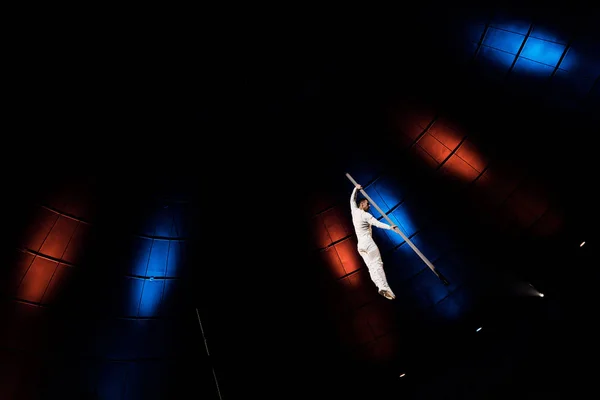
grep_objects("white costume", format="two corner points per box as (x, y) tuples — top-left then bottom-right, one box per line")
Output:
(350, 187), (395, 296)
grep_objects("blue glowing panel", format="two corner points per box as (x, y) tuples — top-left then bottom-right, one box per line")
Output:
(378, 213), (405, 247)
(490, 16), (530, 34)
(349, 164), (384, 189)
(146, 240), (169, 277)
(477, 46), (516, 70)
(139, 279), (165, 317)
(166, 241), (182, 277)
(362, 189), (387, 218)
(125, 277), (144, 317)
(483, 28), (525, 54)
(530, 26), (569, 44)
(130, 238), (152, 276)
(521, 38), (565, 67)
(513, 57), (555, 77)
(390, 205), (418, 237)
(373, 180), (404, 212)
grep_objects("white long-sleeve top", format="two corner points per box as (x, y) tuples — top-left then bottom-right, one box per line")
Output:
(350, 187), (392, 242)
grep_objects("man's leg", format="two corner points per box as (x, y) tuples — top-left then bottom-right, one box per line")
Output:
(359, 243), (395, 299)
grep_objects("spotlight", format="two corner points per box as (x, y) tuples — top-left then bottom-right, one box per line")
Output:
(399, 373), (406, 378)
(539, 293), (544, 297)
(476, 327), (482, 332)
(580, 241), (585, 247)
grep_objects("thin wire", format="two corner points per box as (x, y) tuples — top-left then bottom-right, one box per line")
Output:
(196, 307), (223, 400)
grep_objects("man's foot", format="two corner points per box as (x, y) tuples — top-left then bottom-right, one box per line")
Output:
(379, 289), (396, 300)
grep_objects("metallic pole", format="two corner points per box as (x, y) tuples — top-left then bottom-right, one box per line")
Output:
(346, 172), (449, 285)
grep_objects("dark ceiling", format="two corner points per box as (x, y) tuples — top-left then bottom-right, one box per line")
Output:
(2, 5), (599, 400)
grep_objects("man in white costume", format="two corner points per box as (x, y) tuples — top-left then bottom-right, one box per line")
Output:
(350, 184), (399, 300)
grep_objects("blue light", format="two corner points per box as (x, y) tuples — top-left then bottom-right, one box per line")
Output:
(132, 238), (182, 278)
(478, 46), (516, 69)
(521, 38), (565, 67)
(390, 206), (418, 239)
(364, 180), (416, 248)
(483, 28), (525, 54)
(131, 238), (152, 276)
(530, 26), (569, 44)
(128, 213), (183, 316)
(146, 240), (169, 276)
(166, 241), (183, 277)
(138, 278), (165, 317)
(513, 57), (555, 77)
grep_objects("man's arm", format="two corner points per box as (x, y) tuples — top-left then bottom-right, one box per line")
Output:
(367, 214), (396, 231)
(350, 186), (359, 209)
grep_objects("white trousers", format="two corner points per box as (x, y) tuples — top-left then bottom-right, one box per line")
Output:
(357, 239), (393, 293)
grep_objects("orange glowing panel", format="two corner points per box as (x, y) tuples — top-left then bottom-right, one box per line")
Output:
(335, 238), (363, 276)
(21, 207), (58, 252)
(320, 246), (346, 279)
(455, 139), (488, 172)
(427, 118), (464, 150)
(62, 222), (92, 265)
(39, 216), (79, 260)
(417, 133), (453, 164)
(322, 207), (353, 243)
(439, 154), (481, 184)
(310, 215), (332, 249)
(42, 263), (74, 305)
(18, 257), (59, 303)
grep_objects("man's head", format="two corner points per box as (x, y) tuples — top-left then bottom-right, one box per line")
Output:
(358, 198), (370, 211)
